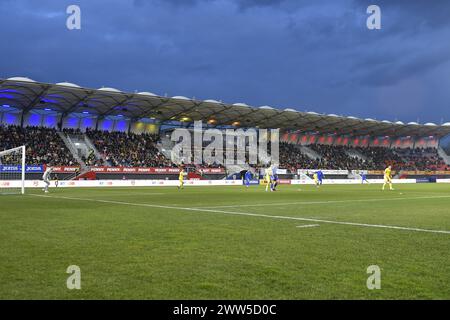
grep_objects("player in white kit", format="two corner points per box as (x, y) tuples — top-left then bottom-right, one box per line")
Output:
(42, 167), (54, 193)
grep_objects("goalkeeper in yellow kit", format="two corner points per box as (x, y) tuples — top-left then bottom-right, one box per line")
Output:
(382, 165), (394, 191)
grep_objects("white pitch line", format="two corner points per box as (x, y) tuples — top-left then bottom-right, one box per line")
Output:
(98, 192), (166, 196)
(296, 224), (320, 228)
(196, 195), (450, 209)
(29, 192), (166, 197)
(29, 194), (450, 235)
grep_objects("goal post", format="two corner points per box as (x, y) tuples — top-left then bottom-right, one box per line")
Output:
(0, 146), (26, 195)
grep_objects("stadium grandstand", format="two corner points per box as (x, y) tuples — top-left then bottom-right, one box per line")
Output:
(1, 76), (450, 182)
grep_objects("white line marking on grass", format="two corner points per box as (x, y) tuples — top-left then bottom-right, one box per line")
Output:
(29, 194), (450, 235)
(296, 224), (320, 228)
(197, 195), (450, 209)
(99, 192), (166, 196)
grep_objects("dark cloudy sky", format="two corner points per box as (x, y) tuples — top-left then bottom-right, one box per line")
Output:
(1, 0), (450, 123)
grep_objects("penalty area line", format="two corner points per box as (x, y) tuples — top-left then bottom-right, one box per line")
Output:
(29, 194), (450, 235)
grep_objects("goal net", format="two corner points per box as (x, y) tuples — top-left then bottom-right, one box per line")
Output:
(0, 146), (26, 195)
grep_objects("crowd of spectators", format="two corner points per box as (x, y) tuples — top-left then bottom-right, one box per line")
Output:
(279, 143), (320, 171)
(86, 129), (173, 167)
(279, 143), (449, 171)
(309, 144), (368, 170)
(0, 125), (78, 166)
(394, 147), (447, 171)
(1, 124), (448, 172)
(353, 146), (402, 169)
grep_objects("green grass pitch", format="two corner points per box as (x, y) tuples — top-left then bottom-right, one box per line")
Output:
(1, 183), (450, 299)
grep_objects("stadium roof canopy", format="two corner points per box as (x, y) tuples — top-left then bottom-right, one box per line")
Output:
(1, 77), (450, 137)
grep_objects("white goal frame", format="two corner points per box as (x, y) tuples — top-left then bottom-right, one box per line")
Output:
(0, 146), (26, 194)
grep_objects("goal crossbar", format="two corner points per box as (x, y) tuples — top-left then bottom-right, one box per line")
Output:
(0, 146), (25, 157)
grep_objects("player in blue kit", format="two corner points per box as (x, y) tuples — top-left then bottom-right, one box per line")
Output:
(361, 172), (369, 184)
(316, 170), (324, 186)
(244, 170), (253, 188)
